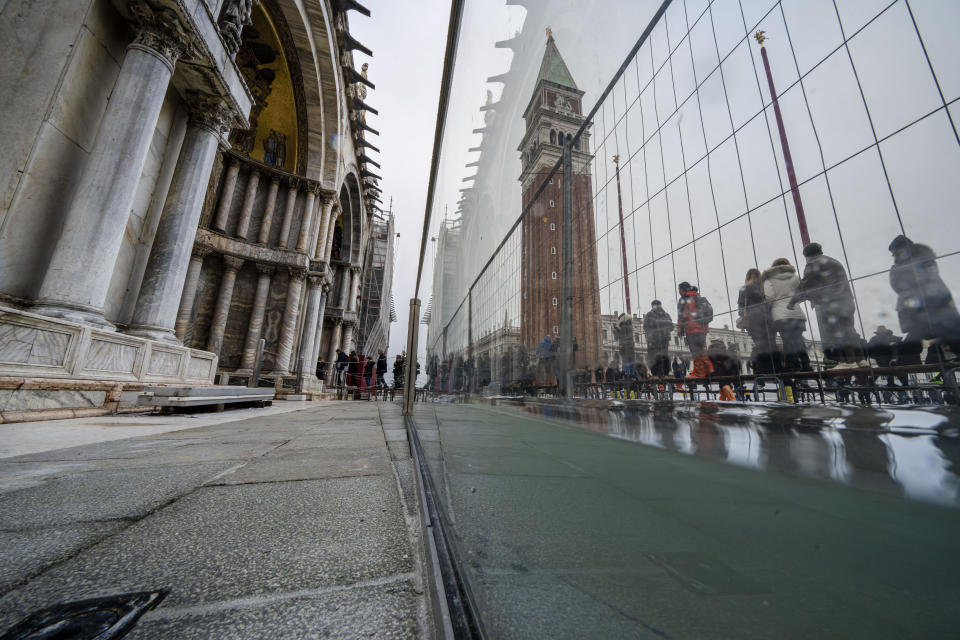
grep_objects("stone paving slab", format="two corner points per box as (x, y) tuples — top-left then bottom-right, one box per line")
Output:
(0, 463), (234, 528)
(0, 401), (429, 637)
(210, 446), (394, 484)
(125, 579), (421, 640)
(0, 521), (125, 593)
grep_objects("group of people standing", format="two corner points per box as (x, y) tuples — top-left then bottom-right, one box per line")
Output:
(333, 348), (389, 389)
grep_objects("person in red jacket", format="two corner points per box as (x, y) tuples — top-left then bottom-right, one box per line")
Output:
(677, 282), (714, 380)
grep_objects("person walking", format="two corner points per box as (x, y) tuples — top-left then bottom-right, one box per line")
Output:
(738, 269), (778, 373)
(888, 235), (960, 366)
(867, 325), (908, 396)
(335, 348), (349, 387)
(677, 282), (714, 379)
(363, 355), (374, 388)
(790, 243), (866, 369)
(376, 350), (388, 389)
(393, 354), (405, 390)
(762, 259), (811, 372)
(643, 300), (673, 377)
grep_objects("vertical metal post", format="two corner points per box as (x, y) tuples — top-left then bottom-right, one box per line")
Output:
(613, 155), (632, 315)
(755, 31), (809, 247)
(402, 297), (421, 415)
(467, 288), (473, 394)
(560, 143), (575, 397)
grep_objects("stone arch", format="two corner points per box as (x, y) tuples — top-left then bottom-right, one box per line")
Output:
(341, 168), (364, 266)
(271, 0), (343, 187)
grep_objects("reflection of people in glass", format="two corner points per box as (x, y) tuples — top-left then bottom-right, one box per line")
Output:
(839, 426), (902, 495)
(643, 300), (673, 377)
(790, 243), (866, 369)
(692, 415), (728, 460)
(888, 235), (960, 367)
(867, 326), (908, 392)
(763, 259), (811, 372)
(738, 269), (777, 374)
(677, 282), (714, 379)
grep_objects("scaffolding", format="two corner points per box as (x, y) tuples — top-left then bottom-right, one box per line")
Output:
(355, 208), (397, 357)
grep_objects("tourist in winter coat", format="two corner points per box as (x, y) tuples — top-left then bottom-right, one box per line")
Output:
(888, 235), (960, 363)
(790, 243), (865, 368)
(643, 300), (673, 377)
(738, 269), (777, 374)
(762, 259), (811, 372)
(376, 350), (388, 389)
(867, 325), (908, 388)
(677, 282), (714, 379)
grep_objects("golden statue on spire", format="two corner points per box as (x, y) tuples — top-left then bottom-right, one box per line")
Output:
(546, 26), (552, 39)
(613, 154), (620, 167)
(754, 30), (766, 46)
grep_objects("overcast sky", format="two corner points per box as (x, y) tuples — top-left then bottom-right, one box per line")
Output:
(349, 0), (960, 365)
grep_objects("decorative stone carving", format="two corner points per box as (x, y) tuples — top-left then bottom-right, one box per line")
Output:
(185, 91), (234, 137)
(218, 0), (257, 57)
(128, 0), (194, 68)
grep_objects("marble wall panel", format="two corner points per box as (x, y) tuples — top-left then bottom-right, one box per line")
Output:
(0, 389), (106, 412)
(83, 338), (138, 374)
(0, 0), (90, 216)
(0, 322), (72, 367)
(187, 354), (214, 381)
(147, 348), (184, 377)
(0, 122), (87, 299)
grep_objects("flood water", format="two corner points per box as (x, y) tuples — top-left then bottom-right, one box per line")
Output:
(411, 399), (960, 639)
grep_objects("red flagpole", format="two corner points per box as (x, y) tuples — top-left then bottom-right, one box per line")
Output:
(613, 155), (632, 315)
(755, 31), (810, 247)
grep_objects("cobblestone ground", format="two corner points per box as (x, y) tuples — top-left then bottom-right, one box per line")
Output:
(0, 401), (430, 639)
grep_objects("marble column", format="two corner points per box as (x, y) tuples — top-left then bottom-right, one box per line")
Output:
(271, 268), (305, 375)
(234, 169), (260, 239)
(326, 318), (342, 384)
(174, 246), (210, 342)
(34, 20), (188, 328)
(207, 256), (243, 356)
(297, 275), (324, 377)
(337, 267), (351, 309)
(295, 186), (318, 253)
(255, 177), (280, 244)
(348, 267), (362, 313)
(315, 197), (336, 260)
(238, 264), (274, 371)
(128, 99), (230, 343)
(212, 158), (240, 231)
(342, 321), (355, 354)
(310, 285), (329, 370)
(276, 179), (299, 249)
(323, 204), (341, 262)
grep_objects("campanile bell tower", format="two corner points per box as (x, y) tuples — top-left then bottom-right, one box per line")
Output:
(519, 30), (602, 371)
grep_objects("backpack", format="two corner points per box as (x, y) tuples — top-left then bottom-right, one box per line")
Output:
(695, 296), (714, 326)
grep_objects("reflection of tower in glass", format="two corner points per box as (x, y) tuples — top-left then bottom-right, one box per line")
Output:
(519, 31), (602, 368)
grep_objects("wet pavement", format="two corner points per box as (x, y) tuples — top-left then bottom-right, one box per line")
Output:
(0, 402), (430, 639)
(412, 400), (960, 639)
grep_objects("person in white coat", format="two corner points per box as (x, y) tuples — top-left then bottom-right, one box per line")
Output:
(762, 258), (811, 371)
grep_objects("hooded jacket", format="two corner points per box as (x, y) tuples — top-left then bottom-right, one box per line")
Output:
(795, 254), (856, 318)
(889, 241), (960, 336)
(677, 290), (709, 336)
(762, 264), (805, 323)
(643, 306), (673, 346)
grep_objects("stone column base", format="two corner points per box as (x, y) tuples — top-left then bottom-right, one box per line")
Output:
(0, 305), (217, 384)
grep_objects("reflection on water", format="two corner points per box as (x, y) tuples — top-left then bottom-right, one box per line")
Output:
(504, 400), (960, 506)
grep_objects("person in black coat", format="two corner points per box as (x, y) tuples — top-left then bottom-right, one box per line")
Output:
(738, 269), (777, 373)
(888, 235), (960, 366)
(643, 300), (673, 377)
(867, 325), (907, 388)
(376, 350), (388, 389)
(790, 243), (865, 368)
